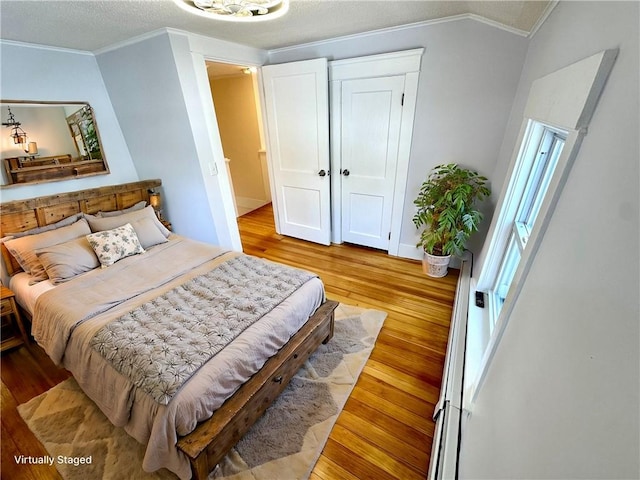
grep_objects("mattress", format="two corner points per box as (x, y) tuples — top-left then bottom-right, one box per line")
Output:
(9, 271), (55, 316)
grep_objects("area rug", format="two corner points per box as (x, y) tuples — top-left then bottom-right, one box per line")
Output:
(17, 303), (386, 480)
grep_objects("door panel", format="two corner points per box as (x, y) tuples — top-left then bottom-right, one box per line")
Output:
(262, 59), (331, 245)
(341, 75), (405, 249)
(349, 90), (393, 178)
(348, 193), (384, 237)
(282, 186), (321, 227)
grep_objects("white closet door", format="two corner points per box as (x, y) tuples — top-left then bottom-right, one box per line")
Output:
(340, 75), (405, 250)
(262, 58), (331, 245)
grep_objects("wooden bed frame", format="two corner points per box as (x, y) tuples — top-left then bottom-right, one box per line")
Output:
(0, 179), (338, 479)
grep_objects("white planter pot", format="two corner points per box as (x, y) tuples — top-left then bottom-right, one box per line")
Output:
(422, 252), (451, 278)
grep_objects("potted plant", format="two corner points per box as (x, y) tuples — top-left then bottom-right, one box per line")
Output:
(413, 163), (490, 277)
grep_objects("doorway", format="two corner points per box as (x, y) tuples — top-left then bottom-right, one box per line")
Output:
(206, 61), (271, 218)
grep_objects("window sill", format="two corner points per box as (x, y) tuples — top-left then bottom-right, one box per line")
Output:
(463, 277), (490, 411)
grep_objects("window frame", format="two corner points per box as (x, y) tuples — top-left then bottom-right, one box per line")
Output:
(486, 124), (567, 325)
(466, 120), (582, 406)
(488, 231), (521, 330)
(515, 128), (566, 244)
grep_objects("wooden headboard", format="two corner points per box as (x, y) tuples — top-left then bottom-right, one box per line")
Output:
(1, 179), (161, 276)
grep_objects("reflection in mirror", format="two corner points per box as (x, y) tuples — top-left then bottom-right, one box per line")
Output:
(0, 101), (109, 186)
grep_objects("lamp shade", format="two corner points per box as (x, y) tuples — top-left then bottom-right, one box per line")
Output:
(26, 142), (38, 155)
(149, 192), (161, 209)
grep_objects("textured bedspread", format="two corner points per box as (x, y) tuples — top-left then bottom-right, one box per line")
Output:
(91, 255), (315, 405)
(33, 236), (228, 364)
(31, 236), (325, 479)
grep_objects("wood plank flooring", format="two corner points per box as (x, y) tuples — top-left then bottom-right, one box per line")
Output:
(0, 204), (457, 479)
(239, 205), (457, 480)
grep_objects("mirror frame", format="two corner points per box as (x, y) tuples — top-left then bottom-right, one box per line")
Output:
(1, 100), (109, 187)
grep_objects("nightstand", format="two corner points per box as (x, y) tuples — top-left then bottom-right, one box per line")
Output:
(160, 219), (172, 232)
(153, 210), (172, 232)
(1, 286), (29, 352)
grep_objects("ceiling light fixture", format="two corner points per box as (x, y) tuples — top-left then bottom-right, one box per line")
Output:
(174, 0), (288, 21)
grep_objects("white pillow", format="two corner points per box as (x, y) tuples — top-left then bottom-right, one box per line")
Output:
(86, 223), (145, 268)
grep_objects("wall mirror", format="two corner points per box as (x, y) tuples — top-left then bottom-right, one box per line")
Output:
(0, 101), (109, 186)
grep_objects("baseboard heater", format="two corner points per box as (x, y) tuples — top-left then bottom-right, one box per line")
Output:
(427, 258), (471, 480)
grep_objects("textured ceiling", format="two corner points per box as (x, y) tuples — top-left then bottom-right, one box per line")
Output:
(0, 0), (552, 53)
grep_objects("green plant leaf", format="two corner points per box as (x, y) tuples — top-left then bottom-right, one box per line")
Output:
(413, 163), (491, 255)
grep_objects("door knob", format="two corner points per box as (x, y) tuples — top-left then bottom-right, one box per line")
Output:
(318, 169), (327, 177)
(342, 169), (350, 177)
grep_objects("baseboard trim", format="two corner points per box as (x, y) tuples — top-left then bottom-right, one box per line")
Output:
(396, 243), (462, 269)
(236, 197), (270, 210)
(397, 242), (422, 260)
(428, 258), (470, 479)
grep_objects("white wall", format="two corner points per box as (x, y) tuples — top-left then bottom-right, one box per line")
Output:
(460, 2), (640, 478)
(209, 73), (266, 212)
(96, 30), (264, 249)
(0, 41), (138, 201)
(268, 18), (528, 257)
(96, 32), (219, 244)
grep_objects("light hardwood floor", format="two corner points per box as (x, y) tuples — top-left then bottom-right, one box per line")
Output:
(239, 205), (457, 480)
(0, 204), (457, 479)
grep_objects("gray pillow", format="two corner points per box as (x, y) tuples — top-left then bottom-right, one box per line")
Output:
(6, 213), (84, 238)
(130, 217), (168, 249)
(86, 205), (170, 238)
(36, 237), (100, 284)
(98, 200), (146, 217)
(4, 218), (92, 282)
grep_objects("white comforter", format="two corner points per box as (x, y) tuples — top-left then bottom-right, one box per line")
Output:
(31, 237), (324, 479)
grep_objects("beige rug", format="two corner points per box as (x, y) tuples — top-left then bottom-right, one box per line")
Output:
(18, 303), (385, 480)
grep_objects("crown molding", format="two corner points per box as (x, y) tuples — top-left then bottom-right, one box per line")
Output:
(467, 13), (529, 37)
(269, 13), (529, 56)
(3, 5), (556, 59)
(93, 28), (179, 56)
(94, 27), (266, 65)
(0, 39), (94, 56)
(528, 1), (559, 38)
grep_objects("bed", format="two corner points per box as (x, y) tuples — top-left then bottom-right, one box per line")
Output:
(0, 179), (337, 480)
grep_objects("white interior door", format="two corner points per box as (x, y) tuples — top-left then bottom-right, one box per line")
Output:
(340, 75), (405, 250)
(262, 59), (331, 245)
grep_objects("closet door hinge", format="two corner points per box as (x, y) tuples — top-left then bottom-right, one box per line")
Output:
(401, 93), (405, 106)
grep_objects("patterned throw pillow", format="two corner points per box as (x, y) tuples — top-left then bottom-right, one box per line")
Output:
(86, 223), (145, 268)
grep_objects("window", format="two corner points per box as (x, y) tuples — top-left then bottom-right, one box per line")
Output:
(487, 124), (566, 325)
(514, 129), (565, 249)
(465, 49), (617, 408)
(490, 234), (521, 328)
